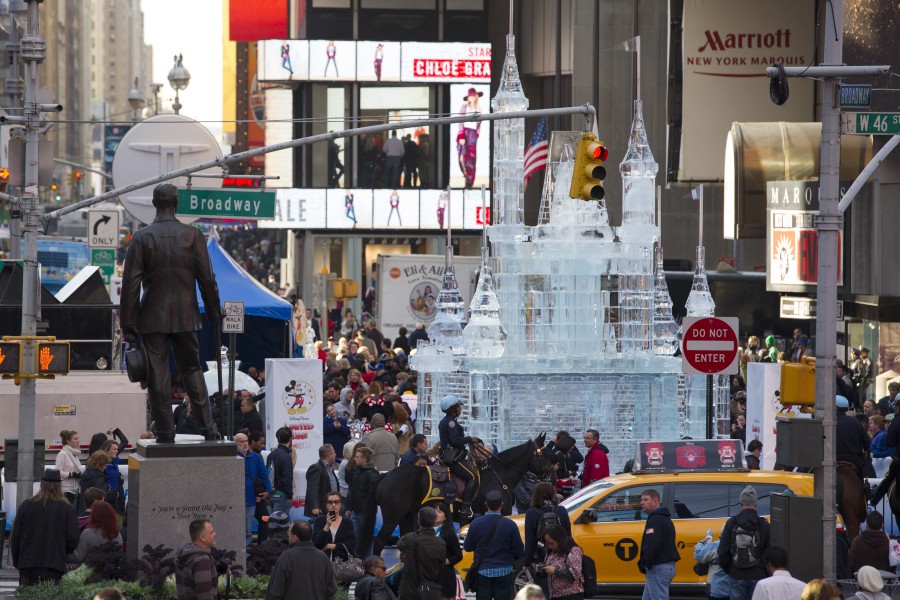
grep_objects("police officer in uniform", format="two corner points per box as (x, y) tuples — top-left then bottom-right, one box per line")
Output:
(836, 395), (868, 485)
(438, 395), (481, 520)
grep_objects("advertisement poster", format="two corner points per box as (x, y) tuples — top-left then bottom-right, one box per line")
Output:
(448, 83), (491, 189)
(377, 254), (481, 341)
(258, 39), (309, 82)
(309, 40), (357, 81)
(265, 358), (323, 515)
(260, 189), (327, 230)
(372, 188), (419, 229)
(766, 181), (844, 292)
(419, 189), (462, 230)
(356, 41), (401, 82)
(636, 439), (747, 472)
(400, 42), (492, 83)
(745, 363), (781, 470)
(679, 0), (814, 180)
(325, 189), (373, 229)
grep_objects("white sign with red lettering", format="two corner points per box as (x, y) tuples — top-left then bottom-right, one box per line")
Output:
(681, 316), (740, 375)
(401, 42), (492, 82)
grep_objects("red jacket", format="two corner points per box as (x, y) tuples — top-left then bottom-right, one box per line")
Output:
(581, 444), (609, 486)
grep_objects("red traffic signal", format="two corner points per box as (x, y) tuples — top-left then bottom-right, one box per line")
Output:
(569, 133), (608, 201)
(0, 168), (10, 182)
(35, 341), (70, 375)
(74, 170), (82, 180)
(0, 341), (22, 374)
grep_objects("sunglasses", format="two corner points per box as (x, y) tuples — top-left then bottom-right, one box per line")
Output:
(326, 499), (341, 505)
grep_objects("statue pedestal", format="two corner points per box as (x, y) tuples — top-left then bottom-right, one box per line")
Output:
(126, 440), (246, 569)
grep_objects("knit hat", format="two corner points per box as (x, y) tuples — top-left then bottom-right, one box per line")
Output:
(739, 485), (757, 506)
(765, 335), (776, 346)
(857, 565), (884, 593)
(263, 511), (291, 531)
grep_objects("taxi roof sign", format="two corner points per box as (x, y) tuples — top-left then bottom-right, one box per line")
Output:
(633, 439), (748, 474)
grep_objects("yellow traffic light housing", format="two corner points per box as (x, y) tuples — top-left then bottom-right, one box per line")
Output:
(779, 356), (815, 413)
(35, 341), (71, 375)
(569, 133), (608, 201)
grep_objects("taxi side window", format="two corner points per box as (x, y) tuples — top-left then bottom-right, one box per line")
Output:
(588, 485), (664, 523)
(671, 483), (730, 519)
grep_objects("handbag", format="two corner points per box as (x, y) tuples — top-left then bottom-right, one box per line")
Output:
(693, 561), (710, 576)
(410, 536), (442, 600)
(332, 544), (365, 583)
(464, 515), (504, 593)
(889, 538), (900, 567)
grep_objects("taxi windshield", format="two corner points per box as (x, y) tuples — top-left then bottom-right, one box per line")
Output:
(561, 479), (616, 513)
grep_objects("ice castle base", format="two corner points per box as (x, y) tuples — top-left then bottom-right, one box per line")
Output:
(417, 360), (689, 474)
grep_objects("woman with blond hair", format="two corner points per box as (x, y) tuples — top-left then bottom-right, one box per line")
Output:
(55, 430), (84, 508)
(801, 579), (841, 600)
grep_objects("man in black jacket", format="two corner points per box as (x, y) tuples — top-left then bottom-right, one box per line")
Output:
(121, 183), (221, 443)
(354, 555), (397, 600)
(267, 427), (294, 515)
(347, 446), (382, 558)
(11, 469), (80, 586)
(396, 507), (446, 600)
(305, 444), (339, 519)
(267, 520), (337, 600)
(235, 394), (263, 436)
(638, 488), (680, 600)
(718, 485), (770, 600)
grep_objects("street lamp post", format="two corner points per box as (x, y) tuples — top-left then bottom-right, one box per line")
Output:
(167, 54), (190, 115)
(127, 77), (145, 122)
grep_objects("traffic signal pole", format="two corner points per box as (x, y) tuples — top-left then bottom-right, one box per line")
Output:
(15, 0), (44, 507)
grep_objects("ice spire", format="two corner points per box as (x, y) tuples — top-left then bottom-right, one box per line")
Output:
(684, 245), (715, 317)
(618, 99), (659, 242)
(464, 187), (507, 358)
(428, 188), (466, 343)
(652, 243), (679, 355)
(491, 28), (529, 228)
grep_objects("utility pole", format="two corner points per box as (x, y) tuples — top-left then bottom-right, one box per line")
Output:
(5, 5), (22, 259)
(766, 0), (888, 579)
(7, 0), (44, 507)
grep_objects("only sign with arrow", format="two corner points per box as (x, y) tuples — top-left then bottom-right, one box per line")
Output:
(88, 210), (119, 248)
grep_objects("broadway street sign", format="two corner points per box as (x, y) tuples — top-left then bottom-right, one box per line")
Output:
(176, 188), (276, 220)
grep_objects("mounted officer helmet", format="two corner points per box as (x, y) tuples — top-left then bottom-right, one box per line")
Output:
(440, 395), (461, 412)
(835, 395), (850, 409)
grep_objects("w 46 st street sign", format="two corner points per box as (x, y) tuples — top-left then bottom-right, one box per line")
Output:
(841, 112), (900, 135)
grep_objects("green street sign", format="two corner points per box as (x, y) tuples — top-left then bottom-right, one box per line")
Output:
(841, 112), (900, 135)
(176, 188), (275, 220)
(839, 84), (871, 108)
(91, 248), (116, 285)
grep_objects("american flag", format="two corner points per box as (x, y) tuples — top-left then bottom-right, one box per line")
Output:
(523, 117), (549, 188)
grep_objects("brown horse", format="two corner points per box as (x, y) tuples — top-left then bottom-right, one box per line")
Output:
(836, 462), (868, 540)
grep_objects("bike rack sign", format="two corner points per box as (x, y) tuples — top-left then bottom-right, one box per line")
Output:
(222, 301), (245, 334)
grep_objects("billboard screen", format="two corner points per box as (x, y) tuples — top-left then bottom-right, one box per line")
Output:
(356, 41), (402, 82)
(401, 42), (492, 83)
(448, 83), (490, 189)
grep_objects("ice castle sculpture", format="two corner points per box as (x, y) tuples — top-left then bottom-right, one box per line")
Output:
(411, 37), (726, 470)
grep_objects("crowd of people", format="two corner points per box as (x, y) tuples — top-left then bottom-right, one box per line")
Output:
(218, 227), (281, 291)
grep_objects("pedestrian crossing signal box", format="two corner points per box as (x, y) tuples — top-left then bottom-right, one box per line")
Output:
(0, 341), (22, 374)
(327, 278), (359, 301)
(35, 341), (71, 375)
(779, 357), (815, 412)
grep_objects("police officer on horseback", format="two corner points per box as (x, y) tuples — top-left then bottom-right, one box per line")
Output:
(438, 395), (481, 520)
(836, 395), (868, 485)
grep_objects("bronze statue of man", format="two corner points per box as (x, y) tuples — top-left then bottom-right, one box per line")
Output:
(121, 183), (222, 442)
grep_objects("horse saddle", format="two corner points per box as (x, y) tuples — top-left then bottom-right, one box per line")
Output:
(423, 466), (466, 505)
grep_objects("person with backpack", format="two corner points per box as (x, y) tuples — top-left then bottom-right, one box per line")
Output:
(537, 525), (584, 600)
(524, 482), (571, 598)
(638, 488), (680, 600)
(717, 485), (770, 600)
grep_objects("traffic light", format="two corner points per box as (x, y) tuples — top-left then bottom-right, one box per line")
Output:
(35, 341), (70, 375)
(326, 278), (360, 300)
(51, 180), (61, 201)
(66, 171), (74, 185)
(0, 341), (22, 374)
(0, 168), (9, 183)
(569, 133), (609, 200)
(74, 170), (82, 181)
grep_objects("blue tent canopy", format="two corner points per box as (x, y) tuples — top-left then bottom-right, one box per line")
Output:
(197, 237), (292, 321)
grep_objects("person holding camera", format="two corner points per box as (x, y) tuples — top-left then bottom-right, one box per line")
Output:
(175, 519), (220, 600)
(536, 525), (584, 600)
(312, 491), (357, 560)
(524, 482), (571, 598)
(56, 429), (84, 509)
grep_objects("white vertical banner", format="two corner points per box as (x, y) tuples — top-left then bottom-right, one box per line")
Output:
(265, 358), (323, 516)
(746, 363), (781, 470)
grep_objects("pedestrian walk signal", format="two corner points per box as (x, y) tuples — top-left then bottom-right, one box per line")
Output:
(0, 341), (22, 374)
(569, 133), (608, 201)
(35, 341), (70, 375)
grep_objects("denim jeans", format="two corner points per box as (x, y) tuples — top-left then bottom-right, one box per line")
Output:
(642, 562), (676, 600)
(475, 572), (515, 600)
(245, 504), (255, 546)
(730, 578), (758, 600)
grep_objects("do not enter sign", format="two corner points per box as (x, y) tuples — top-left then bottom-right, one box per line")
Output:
(681, 316), (740, 375)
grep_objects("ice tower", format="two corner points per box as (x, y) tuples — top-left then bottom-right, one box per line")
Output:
(413, 43), (725, 471)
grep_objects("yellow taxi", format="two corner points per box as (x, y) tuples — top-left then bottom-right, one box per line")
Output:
(457, 440), (814, 596)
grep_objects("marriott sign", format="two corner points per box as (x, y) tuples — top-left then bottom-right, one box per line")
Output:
(698, 29), (792, 52)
